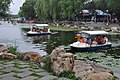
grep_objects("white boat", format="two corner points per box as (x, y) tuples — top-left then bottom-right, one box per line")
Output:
(70, 31), (112, 51)
(27, 24), (51, 36)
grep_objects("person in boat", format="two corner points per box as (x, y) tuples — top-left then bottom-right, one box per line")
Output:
(94, 35), (101, 44)
(100, 35), (106, 44)
(75, 32), (81, 41)
(94, 35), (99, 43)
(79, 37), (85, 43)
(32, 27), (36, 32)
(89, 38), (94, 47)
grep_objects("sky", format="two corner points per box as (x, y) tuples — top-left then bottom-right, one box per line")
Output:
(10, 0), (25, 14)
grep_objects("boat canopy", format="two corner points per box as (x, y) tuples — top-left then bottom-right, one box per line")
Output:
(81, 31), (108, 35)
(33, 24), (49, 27)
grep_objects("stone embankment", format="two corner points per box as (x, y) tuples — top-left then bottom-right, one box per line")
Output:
(0, 44), (119, 80)
(0, 45), (70, 80)
(51, 21), (120, 33)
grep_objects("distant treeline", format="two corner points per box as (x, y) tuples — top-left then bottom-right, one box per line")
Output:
(18, 0), (120, 22)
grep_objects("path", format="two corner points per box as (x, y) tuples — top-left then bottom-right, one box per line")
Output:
(0, 59), (69, 80)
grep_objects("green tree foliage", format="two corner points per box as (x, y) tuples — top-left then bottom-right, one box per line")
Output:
(59, 0), (83, 20)
(19, 0), (120, 22)
(35, 0), (83, 21)
(0, 0), (12, 18)
(34, 0), (51, 21)
(19, 0), (37, 19)
(95, 0), (108, 11)
(107, 0), (120, 21)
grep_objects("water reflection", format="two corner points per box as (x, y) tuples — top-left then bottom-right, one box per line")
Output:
(27, 31), (75, 54)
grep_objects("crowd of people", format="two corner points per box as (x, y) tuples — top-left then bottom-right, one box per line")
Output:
(75, 33), (108, 46)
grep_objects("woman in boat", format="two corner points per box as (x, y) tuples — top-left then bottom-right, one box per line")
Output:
(79, 37), (85, 43)
(100, 35), (106, 44)
(94, 35), (99, 43)
(94, 35), (101, 44)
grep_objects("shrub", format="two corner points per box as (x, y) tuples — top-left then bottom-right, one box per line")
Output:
(8, 47), (19, 56)
(59, 71), (79, 80)
(42, 56), (53, 73)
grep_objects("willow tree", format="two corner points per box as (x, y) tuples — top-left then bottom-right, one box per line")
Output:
(107, 0), (120, 21)
(35, 0), (83, 21)
(0, 0), (12, 18)
(49, 0), (61, 21)
(59, 0), (83, 21)
(35, 0), (51, 21)
(19, 0), (37, 19)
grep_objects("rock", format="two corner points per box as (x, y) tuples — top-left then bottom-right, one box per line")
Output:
(111, 27), (118, 32)
(65, 24), (71, 28)
(73, 60), (95, 79)
(91, 63), (113, 74)
(0, 45), (9, 53)
(73, 60), (113, 79)
(0, 53), (17, 59)
(82, 72), (114, 80)
(90, 27), (94, 31)
(19, 52), (42, 63)
(81, 27), (86, 30)
(50, 47), (74, 75)
(74, 25), (79, 28)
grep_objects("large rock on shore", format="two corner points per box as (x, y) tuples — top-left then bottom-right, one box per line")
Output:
(0, 53), (17, 59)
(50, 47), (74, 75)
(50, 47), (113, 79)
(73, 60), (113, 79)
(82, 72), (114, 80)
(20, 52), (43, 63)
(0, 45), (9, 53)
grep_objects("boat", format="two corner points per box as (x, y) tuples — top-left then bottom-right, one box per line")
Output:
(70, 31), (112, 51)
(27, 24), (51, 36)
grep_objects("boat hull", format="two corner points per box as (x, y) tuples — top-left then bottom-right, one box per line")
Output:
(27, 31), (51, 36)
(70, 43), (112, 52)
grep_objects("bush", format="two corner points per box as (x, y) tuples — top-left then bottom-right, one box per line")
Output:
(8, 47), (19, 55)
(42, 56), (53, 73)
(59, 71), (79, 80)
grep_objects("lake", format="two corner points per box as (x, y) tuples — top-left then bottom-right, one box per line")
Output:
(0, 22), (120, 78)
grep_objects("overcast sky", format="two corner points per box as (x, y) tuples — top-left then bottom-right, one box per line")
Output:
(10, 0), (25, 14)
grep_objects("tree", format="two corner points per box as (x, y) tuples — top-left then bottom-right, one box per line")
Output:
(19, 0), (37, 19)
(34, 0), (83, 21)
(0, 0), (12, 18)
(35, 0), (51, 21)
(59, 0), (83, 21)
(107, 0), (120, 21)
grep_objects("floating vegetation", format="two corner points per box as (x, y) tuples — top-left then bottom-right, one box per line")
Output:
(75, 51), (120, 76)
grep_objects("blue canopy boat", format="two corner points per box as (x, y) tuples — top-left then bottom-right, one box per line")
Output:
(70, 31), (112, 52)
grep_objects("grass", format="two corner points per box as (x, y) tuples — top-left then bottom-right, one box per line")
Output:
(42, 56), (53, 73)
(12, 70), (23, 73)
(49, 26), (80, 31)
(30, 72), (43, 78)
(13, 75), (22, 79)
